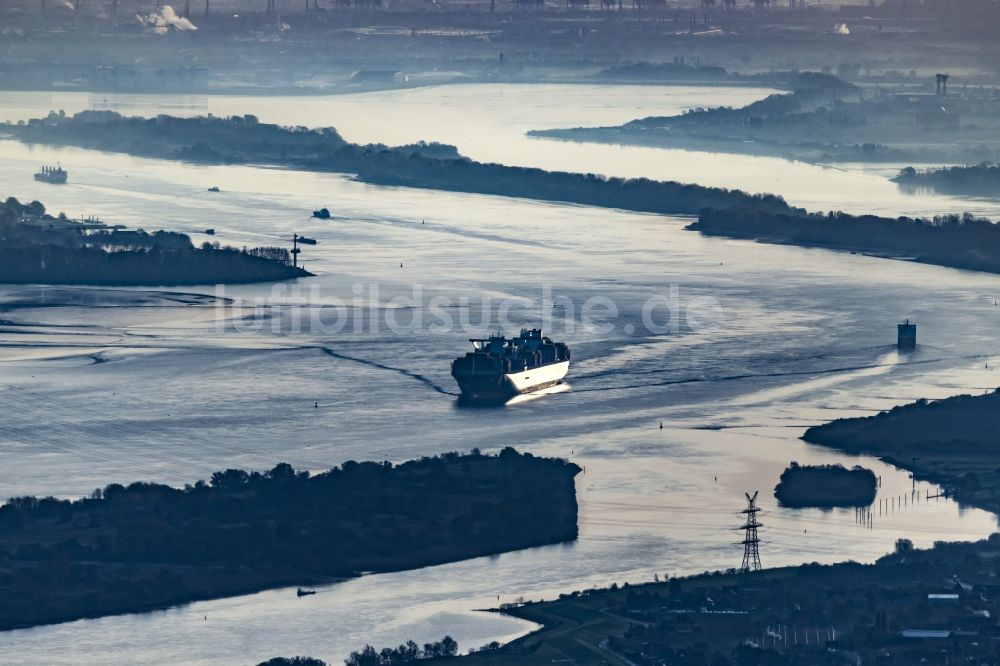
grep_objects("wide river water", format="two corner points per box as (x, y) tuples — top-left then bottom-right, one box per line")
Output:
(1, 84), (1000, 664)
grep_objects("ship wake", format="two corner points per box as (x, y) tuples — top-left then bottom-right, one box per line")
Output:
(320, 347), (458, 396)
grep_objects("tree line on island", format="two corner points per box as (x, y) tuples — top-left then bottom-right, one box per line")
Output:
(893, 163), (1000, 197)
(13, 111), (1000, 278)
(4, 110), (794, 218)
(802, 389), (1000, 514)
(344, 636), (460, 665)
(0, 196), (309, 285)
(0, 448), (581, 631)
(774, 461), (877, 508)
(258, 635), (464, 666)
(531, 71), (1000, 164)
(690, 207), (1000, 275)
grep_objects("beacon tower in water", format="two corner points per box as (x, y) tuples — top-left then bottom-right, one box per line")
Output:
(898, 320), (917, 351)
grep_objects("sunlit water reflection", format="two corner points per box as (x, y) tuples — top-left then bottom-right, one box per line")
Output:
(0, 85), (998, 664)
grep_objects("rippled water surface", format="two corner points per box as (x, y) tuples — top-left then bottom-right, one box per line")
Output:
(0, 85), (999, 664)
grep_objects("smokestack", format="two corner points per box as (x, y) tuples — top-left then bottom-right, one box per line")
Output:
(935, 73), (949, 97)
(205, 0), (209, 14)
(184, 0), (190, 16)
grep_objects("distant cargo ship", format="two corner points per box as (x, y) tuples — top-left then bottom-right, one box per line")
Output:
(34, 164), (67, 184)
(451, 329), (570, 400)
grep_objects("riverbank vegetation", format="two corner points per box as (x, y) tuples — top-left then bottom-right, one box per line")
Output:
(454, 534), (1000, 665)
(3, 111), (795, 218)
(803, 389), (1000, 514)
(0, 196), (309, 285)
(20, 112), (1000, 281)
(773, 462), (877, 508)
(345, 636), (459, 665)
(441, 392), (1000, 665)
(531, 73), (1000, 164)
(689, 207), (1000, 275)
(893, 163), (1000, 198)
(0, 449), (581, 631)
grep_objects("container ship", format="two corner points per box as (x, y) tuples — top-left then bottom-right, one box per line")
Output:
(451, 329), (570, 400)
(34, 164), (68, 184)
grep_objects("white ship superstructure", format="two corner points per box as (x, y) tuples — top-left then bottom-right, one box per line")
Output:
(451, 329), (570, 400)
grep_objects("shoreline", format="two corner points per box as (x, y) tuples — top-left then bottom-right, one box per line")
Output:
(530, 126), (955, 165)
(801, 390), (1000, 515)
(0, 452), (582, 634)
(453, 393), (1000, 663)
(1, 111), (795, 220)
(0, 77), (776, 99)
(893, 165), (1000, 200)
(0, 572), (346, 634)
(687, 207), (1000, 277)
(1, 532), (586, 634)
(0, 196), (313, 287)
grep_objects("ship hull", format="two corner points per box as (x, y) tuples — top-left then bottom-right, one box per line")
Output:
(453, 360), (570, 401)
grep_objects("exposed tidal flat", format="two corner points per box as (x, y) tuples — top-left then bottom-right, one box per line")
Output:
(1, 84), (1000, 663)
